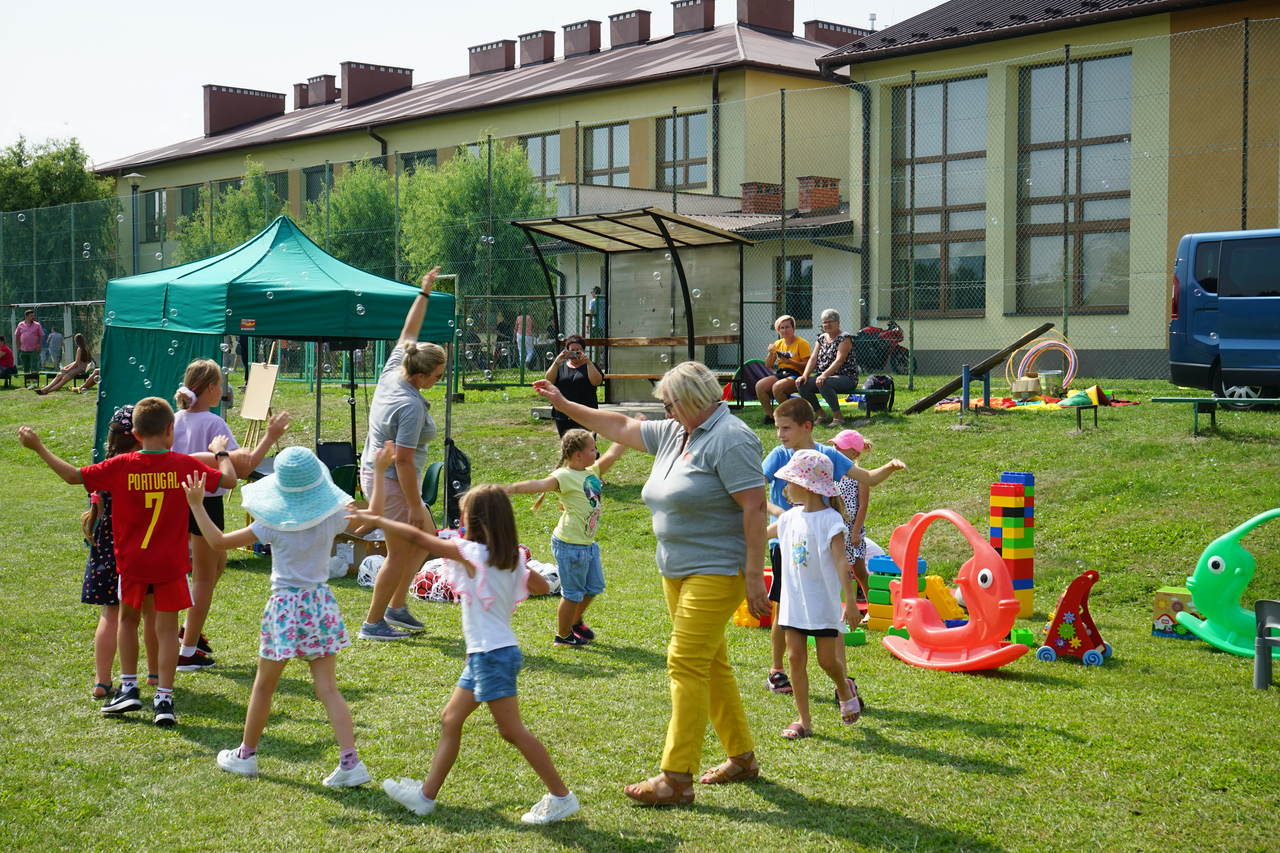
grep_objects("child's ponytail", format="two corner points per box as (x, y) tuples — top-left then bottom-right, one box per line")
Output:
(175, 358), (222, 410)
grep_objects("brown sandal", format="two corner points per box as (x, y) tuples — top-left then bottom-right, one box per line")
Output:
(623, 772), (694, 806)
(699, 753), (760, 785)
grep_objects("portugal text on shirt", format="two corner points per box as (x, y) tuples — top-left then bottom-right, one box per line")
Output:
(127, 471), (181, 491)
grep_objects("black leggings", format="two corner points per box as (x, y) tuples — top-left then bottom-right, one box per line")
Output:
(797, 374), (860, 414)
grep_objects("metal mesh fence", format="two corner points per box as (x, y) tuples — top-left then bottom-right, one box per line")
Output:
(5, 19), (1278, 396)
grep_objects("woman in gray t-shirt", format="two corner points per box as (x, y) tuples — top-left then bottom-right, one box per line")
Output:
(534, 361), (769, 807)
(357, 268), (447, 641)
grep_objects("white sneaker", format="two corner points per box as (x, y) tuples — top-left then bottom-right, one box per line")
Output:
(217, 748), (258, 778)
(521, 791), (580, 824)
(323, 761), (371, 787)
(383, 777), (435, 816)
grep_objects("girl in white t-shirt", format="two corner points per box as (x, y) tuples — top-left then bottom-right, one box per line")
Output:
(351, 485), (580, 825)
(183, 442), (392, 788)
(767, 449), (863, 740)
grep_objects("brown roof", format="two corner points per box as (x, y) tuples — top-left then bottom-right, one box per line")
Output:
(97, 24), (837, 174)
(816, 0), (1231, 68)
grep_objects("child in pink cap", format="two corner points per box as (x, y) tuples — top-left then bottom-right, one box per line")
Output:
(766, 449), (861, 739)
(831, 430), (907, 601)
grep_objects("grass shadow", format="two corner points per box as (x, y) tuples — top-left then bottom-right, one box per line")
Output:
(870, 706), (1086, 744)
(854, 726), (1023, 776)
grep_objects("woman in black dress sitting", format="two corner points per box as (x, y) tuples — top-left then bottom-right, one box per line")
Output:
(544, 334), (603, 436)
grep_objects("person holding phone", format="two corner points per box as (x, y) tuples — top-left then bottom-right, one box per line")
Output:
(544, 335), (603, 437)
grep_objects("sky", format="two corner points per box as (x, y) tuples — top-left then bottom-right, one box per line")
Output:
(0, 0), (937, 168)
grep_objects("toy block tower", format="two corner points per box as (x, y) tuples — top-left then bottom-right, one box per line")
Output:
(867, 554), (925, 631)
(990, 471), (1035, 617)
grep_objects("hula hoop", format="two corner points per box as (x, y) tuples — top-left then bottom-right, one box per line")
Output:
(1008, 338), (1078, 389)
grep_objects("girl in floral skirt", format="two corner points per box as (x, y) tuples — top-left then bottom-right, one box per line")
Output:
(182, 441), (393, 786)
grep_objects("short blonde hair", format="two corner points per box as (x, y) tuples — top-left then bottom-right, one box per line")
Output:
(401, 341), (446, 379)
(654, 361), (722, 421)
(773, 315), (796, 333)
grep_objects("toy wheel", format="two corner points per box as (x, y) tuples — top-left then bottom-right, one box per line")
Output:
(1102, 642), (1113, 659)
(1082, 649), (1104, 666)
(1036, 646), (1057, 662)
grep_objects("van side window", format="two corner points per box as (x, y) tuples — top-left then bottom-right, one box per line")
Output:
(1220, 236), (1280, 297)
(1193, 241), (1220, 293)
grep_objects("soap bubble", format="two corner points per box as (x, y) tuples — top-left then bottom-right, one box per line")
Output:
(169, 308), (178, 318)
(128, 356), (137, 365)
(266, 291), (274, 300)
(155, 252), (163, 261)
(159, 318), (168, 327)
(659, 353), (669, 363)
(455, 328), (463, 338)
(83, 242), (91, 251)
(447, 319), (455, 327)
(664, 252), (672, 261)
(346, 397), (355, 405)
(82, 250), (91, 259)
(465, 350), (475, 360)
(652, 271), (662, 280)
(220, 342), (229, 352)
(545, 352), (554, 362)
(557, 333), (565, 341)
(138, 364), (146, 373)
(452, 481), (461, 489)
(116, 213), (124, 223)
(502, 394), (510, 402)
(466, 317), (475, 327)
(107, 310), (116, 320)
(170, 339), (179, 348)
(858, 298), (866, 306)
(354, 290), (361, 297)
(484, 370), (493, 380)
(225, 308), (233, 316)
(143, 379), (152, 389)
(729, 322), (738, 331)
(167, 348), (175, 356)
(500, 348), (509, 357)
(355, 304), (365, 315)
(711, 318), (721, 328)
(691, 288), (702, 298)
(16, 213), (25, 222)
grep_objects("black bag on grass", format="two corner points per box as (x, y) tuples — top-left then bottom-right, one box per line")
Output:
(863, 374), (895, 413)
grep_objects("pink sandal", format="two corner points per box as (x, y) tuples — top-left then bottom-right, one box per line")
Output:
(839, 677), (863, 724)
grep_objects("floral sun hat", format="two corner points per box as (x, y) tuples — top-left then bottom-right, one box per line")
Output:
(240, 445), (353, 531)
(775, 448), (840, 498)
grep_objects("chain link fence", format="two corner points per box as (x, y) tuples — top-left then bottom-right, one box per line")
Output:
(6, 18), (1277, 397)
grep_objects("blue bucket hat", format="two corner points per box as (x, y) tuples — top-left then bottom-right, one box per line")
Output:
(240, 446), (352, 531)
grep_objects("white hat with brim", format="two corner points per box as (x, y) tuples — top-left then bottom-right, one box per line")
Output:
(241, 446), (353, 531)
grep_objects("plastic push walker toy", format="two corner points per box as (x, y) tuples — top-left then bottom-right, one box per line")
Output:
(884, 509), (1028, 671)
(1177, 508), (1280, 658)
(1036, 570), (1112, 665)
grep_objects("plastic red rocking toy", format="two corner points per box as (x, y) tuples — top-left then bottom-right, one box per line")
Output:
(885, 509), (1029, 672)
(1036, 570), (1112, 665)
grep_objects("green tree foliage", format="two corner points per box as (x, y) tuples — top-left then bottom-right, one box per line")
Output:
(0, 137), (118, 307)
(400, 139), (553, 295)
(173, 159), (285, 263)
(299, 160), (396, 279)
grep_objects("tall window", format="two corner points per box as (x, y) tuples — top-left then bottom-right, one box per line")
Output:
(178, 185), (201, 218)
(584, 123), (629, 186)
(215, 178), (242, 197)
(890, 75), (988, 317)
(303, 166), (331, 203)
(267, 171), (289, 202)
(399, 149), (437, 174)
(657, 112), (707, 190)
(1016, 53), (1131, 313)
(142, 189), (166, 242)
(521, 132), (561, 183)
(775, 256), (813, 328)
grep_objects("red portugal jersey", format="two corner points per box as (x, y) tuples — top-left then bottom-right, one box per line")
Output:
(80, 451), (222, 583)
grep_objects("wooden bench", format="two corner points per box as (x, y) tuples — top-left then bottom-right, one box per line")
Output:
(1152, 396), (1280, 435)
(603, 373), (736, 382)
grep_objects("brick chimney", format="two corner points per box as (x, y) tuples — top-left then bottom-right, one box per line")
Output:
(340, 62), (413, 109)
(293, 83), (310, 110)
(797, 176), (839, 214)
(563, 20), (601, 57)
(738, 0), (793, 34)
(469, 40), (517, 76)
(741, 181), (783, 215)
(203, 85), (286, 136)
(672, 0), (714, 35)
(520, 30), (556, 66)
(308, 74), (339, 106)
(610, 10), (651, 48)
(803, 20), (871, 47)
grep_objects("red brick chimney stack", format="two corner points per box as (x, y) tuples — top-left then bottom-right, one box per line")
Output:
(519, 31), (556, 66)
(741, 181), (783, 215)
(672, 0), (714, 35)
(737, 0), (793, 35)
(803, 20), (871, 47)
(469, 41), (517, 76)
(797, 176), (840, 214)
(203, 85), (286, 136)
(308, 74), (339, 106)
(340, 62), (413, 109)
(563, 20), (602, 57)
(610, 10), (651, 47)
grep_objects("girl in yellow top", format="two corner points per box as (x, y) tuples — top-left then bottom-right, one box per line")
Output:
(506, 428), (628, 646)
(756, 315), (812, 425)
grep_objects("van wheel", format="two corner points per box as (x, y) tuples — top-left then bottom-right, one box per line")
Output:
(1212, 367), (1263, 409)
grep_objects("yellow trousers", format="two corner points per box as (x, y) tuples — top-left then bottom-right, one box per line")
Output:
(660, 573), (755, 774)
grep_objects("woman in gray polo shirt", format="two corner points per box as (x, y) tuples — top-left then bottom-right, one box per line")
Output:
(357, 268), (446, 641)
(534, 361), (770, 807)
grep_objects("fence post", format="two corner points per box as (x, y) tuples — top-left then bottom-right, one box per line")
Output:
(324, 161), (331, 251)
(1061, 45), (1071, 341)
(393, 153), (401, 282)
(1241, 18), (1250, 230)
(780, 89), (787, 324)
(908, 71), (917, 391)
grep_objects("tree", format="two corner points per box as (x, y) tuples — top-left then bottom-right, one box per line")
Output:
(400, 139), (553, 301)
(0, 137), (113, 212)
(173, 159), (285, 263)
(299, 160), (396, 279)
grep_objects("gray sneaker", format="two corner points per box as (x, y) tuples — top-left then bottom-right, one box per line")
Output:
(358, 620), (409, 641)
(384, 606), (425, 632)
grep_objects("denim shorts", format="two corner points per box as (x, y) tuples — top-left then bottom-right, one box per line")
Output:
(550, 537), (605, 602)
(457, 644), (522, 702)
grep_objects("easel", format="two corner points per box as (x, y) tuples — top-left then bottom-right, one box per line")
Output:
(241, 342), (281, 449)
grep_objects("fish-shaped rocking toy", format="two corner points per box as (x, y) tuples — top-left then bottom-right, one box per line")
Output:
(1177, 508), (1280, 658)
(885, 509), (1028, 671)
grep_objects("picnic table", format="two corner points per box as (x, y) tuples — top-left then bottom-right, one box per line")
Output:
(1152, 396), (1280, 435)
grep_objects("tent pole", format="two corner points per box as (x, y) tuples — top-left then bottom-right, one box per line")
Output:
(314, 341), (322, 452)
(348, 346), (358, 453)
(650, 214), (696, 362)
(523, 230), (561, 343)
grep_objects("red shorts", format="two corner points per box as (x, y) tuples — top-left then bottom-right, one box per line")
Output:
(118, 575), (192, 612)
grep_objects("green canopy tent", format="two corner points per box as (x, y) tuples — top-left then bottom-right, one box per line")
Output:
(94, 215), (455, 460)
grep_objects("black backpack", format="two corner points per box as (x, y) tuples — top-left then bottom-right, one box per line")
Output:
(863, 374), (895, 413)
(442, 439), (472, 529)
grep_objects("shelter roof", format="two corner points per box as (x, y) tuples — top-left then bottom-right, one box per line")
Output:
(512, 207), (756, 254)
(97, 24), (837, 174)
(816, 0), (1230, 68)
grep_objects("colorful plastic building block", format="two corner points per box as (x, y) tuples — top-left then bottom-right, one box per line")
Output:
(1035, 570), (1111, 665)
(845, 627), (867, 646)
(925, 575), (966, 621)
(1009, 627), (1035, 646)
(883, 509), (1028, 671)
(1178, 509), (1280, 657)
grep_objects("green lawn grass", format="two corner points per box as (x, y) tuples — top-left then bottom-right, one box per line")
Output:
(2, 376), (1278, 852)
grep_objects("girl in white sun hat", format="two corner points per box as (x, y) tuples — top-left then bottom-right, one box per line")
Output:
(766, 449), (862, 740)
(182, 441), (395, 787)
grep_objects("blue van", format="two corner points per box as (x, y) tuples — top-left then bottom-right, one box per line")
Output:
(1169, 228), (1280, 402)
